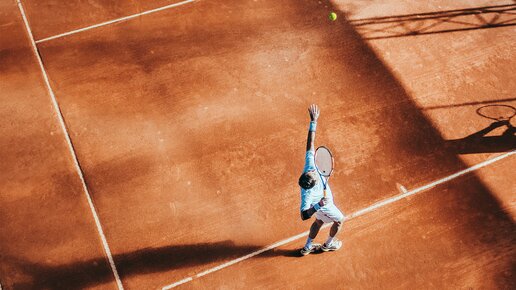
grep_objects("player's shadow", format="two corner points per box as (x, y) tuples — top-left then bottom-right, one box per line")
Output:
(445, 105), (516, 154)
(6, 240), (302, 289)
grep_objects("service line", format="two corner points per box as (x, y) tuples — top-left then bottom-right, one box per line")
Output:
(35, 0), (196, 43)
(162, 150), (515, 289)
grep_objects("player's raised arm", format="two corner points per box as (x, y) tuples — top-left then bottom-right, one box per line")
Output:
(306, 104), (319, 152)
(299, 104), (325, 220)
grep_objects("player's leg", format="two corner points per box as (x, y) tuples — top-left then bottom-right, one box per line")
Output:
(318, 204), (345, 252)
(309, 218), (324, 239)
(300, 218), (324, 256)
(323, 220), (343, 250)
(329, 218), (342, 238)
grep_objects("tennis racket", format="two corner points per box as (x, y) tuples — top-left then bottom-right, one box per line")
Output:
(476, 104), (516, 122)
(315, 146), (334, 198)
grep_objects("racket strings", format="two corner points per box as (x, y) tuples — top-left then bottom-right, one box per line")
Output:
(315, 147), (333, 177)
(315, 147), (334, 196)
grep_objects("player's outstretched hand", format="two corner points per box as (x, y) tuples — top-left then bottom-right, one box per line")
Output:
(309, 104), (320, 122)
(318, 197), (328, 207)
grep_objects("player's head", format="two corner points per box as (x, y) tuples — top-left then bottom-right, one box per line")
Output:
(298, 170), (317, 189)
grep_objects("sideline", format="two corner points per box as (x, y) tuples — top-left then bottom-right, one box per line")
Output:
(17, 1), (125, 289)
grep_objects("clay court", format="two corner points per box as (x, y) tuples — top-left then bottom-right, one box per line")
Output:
(1, 0), (515, 289)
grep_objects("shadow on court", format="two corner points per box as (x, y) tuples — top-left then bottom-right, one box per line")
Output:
(4, 240), (320, 289)
(445, 104), (516, 154)
(5, 241), (276, 289)
(3, 0), (515, 288)
(445, 121), (516, 154)
(347, 4), (516, 40)
(420, 97), (516, 110)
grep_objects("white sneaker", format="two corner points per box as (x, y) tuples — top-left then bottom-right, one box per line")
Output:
(321, 239), (342, 252)
(300, 243), (321, 256)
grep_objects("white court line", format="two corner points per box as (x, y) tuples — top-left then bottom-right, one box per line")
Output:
(162, 225), (330, 290)
(348, 150), (514, 220)
(162, 150), (515, 289)
(17, 1), (124, 290)
(35, 0), (195, 43)
(396, 182), (408, 194)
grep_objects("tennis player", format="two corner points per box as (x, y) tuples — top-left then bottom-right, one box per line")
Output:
(299, 104), (345, 256)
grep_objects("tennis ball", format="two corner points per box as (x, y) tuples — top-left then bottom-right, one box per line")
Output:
(329, 12), (337, 21)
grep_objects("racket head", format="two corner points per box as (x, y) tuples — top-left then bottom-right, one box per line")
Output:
(315, 146), (334, 177)
(476, 104), (516, 121)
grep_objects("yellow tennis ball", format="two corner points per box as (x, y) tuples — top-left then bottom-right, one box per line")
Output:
(329, 12), (337, 21)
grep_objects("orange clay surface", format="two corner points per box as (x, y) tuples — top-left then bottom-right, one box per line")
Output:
(1, 0), (514, 289)
(0, 2), (118, 289)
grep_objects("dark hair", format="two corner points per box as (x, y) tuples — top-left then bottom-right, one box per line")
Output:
(298, 172), (316, 189)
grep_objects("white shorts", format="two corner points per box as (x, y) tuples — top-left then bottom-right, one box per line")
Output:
(316, 203), (345, 223)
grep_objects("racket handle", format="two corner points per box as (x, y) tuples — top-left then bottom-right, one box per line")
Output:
(323, 190), (327, 198)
